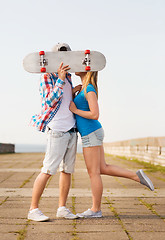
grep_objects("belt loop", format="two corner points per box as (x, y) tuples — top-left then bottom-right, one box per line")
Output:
(68, 127), (78, 133)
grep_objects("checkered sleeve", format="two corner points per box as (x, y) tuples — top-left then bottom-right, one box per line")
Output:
(40, 73), (65, 108)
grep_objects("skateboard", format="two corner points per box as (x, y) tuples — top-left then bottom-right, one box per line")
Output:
(23, 50), (106, 73)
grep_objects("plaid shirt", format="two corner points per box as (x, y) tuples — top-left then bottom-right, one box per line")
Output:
(31, 72), (73, 132)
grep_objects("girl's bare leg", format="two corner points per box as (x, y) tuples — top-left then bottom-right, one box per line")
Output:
(100, 146), (140, 182)
(83, 146), (103, 212)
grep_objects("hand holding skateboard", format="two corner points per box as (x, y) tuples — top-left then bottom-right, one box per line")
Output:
(58, 62), (70, 81)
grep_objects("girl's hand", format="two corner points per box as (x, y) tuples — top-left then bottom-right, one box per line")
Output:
(72, 84), (82, 95)
(69, 101), (78, 114)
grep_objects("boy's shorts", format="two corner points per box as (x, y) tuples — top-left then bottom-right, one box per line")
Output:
(41, 129), (78, 175)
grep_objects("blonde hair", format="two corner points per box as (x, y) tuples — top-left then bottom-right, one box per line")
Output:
(83, 72), (98, 98)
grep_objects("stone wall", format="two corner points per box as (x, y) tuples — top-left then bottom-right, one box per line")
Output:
(0, 143), (15, 153)
(104, 137), (165, 166)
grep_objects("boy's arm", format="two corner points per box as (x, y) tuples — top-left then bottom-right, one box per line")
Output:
(40, 73), (65, 108)
(40, 63), (70, 108)
(72, 84), (82, 99)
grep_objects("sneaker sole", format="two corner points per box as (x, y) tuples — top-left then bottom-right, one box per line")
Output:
(56, 215), (79, 219)
(85, 216), (102, 218)
(28, 217), (49, 222)
(77, 214), (102, 218)
(139, 170), (154, 191)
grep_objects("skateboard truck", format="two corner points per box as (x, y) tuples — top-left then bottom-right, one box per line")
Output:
(83, 50), (91, 71)
(39, 51), (48, 73)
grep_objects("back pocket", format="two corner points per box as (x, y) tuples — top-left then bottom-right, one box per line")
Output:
(95, 128), (104, 141)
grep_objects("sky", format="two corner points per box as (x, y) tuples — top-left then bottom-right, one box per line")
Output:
(0, 0), (165, 146)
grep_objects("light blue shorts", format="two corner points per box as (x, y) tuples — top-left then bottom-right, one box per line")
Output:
(41, 129), (78, 175)
(81, 128), (104, 148)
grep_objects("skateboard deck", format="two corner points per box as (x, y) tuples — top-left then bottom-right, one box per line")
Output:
(23, 50), (106, 73)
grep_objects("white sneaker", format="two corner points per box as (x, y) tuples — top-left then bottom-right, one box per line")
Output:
(77, 209), (102, 218)
(136, 169), (154, 191)
(28, 208), (49, 222)
(56, 206), (78, 219)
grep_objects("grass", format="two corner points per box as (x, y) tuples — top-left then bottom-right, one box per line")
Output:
(16, 228), (27, 240)
(71, 174), (80, 240)
(72, 174), (75, 188)
(19, 172), (36, 188)
(109, 154), (165, 174)
(138, 198), (165, 221)
(105, 197), (133, 240)
(71, 197), (80, 240)
(16, 220), (30, 240)
(0, 196), (9, 206)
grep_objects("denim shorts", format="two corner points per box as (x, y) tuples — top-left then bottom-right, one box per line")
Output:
(41, 129), (78, 175)
(81, 128), (104, 148)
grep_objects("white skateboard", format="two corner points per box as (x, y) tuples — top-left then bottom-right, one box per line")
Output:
(23, 50), (106, 73)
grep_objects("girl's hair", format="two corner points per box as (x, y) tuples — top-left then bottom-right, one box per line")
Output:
(83, 71), (98, 98)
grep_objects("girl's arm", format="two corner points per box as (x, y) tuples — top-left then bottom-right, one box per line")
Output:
(69, 91), (99, 120)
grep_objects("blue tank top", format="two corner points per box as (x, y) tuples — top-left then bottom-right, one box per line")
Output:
(73, 84), (102, 137)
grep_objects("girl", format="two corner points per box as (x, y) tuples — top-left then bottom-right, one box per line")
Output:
(69, 71), (154, 218)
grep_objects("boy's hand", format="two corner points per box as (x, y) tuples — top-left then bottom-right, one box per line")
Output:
(73, 84), (82, 95)
(58, 62), (70, 81)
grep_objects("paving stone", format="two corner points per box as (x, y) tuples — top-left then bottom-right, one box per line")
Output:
(76, 223), (123, 232)
(123, 218), (165, 232)
(77, 232), (128, 240)
(0, 224), (25, 233)
(0, 232), (18, 240)
(27, 224), (73, 233)
(26, 232), (72, 240)
(130, 231), (165, 240)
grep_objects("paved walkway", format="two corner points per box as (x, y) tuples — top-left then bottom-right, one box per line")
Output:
(0, 152), (165, 240)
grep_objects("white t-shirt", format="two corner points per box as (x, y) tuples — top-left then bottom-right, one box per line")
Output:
(47, 78), (76, 131)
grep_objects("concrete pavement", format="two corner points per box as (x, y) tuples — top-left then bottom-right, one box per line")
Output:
(0, 152), (165, 240)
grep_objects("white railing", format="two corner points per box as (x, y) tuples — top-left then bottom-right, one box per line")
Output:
(104, 137), (165, 166)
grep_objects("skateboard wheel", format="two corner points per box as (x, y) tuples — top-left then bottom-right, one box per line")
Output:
(85, 66), (91, 71)
(39, 51), (45, 56)
(85, 50), (90, 54)
(40, 67), (46, 73)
